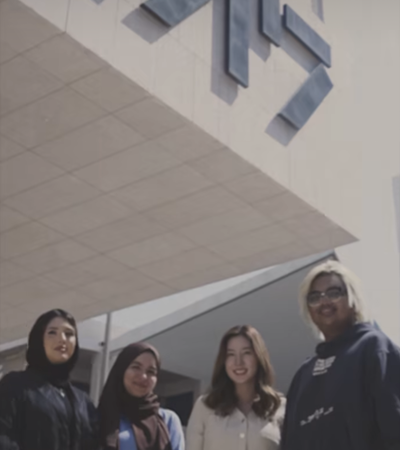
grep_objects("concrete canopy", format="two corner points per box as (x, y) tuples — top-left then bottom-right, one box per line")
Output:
(0, 0), (354, 345)
(99, 252), (335, 393)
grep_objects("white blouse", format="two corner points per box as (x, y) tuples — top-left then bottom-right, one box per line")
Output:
(186, 396), (285, 450)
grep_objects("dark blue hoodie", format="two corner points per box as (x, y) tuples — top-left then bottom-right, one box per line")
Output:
(281, 323), (400, 450)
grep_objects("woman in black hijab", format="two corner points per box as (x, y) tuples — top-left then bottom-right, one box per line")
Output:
(98, 342), (184, 450)
(0, 309), (98, 450)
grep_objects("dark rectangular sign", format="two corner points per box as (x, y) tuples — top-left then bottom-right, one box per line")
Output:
(279, 64), (333, 129)
(260, 0), (282, 47)
(227, 0), (250, 88)
(141, 0), (210, 27)
(283, 5), (331, 67)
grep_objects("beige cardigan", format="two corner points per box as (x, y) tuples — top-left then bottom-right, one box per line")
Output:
(186, 395), (286, 450)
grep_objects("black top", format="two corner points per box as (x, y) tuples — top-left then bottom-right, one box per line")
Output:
(281, 323), (400, 450)
(0, 368), (98, 450)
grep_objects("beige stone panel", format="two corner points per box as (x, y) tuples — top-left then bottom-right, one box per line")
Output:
(0, 222), (63, 259)
(40, 196), (132, 236)
(12, 240), (96, 275)
(137, 248), (224, 282)
(34, 116), (144, 172)
(108, 232), (196, 269)
(145, 186), (246, 228)
(0, 56), (63, 117)
(0, 152), (63, 199)
(0, 88), (105, 149)
(71, 67), (148, 112)
(25, 34), (105, 84)
(111, 165), (213, 212)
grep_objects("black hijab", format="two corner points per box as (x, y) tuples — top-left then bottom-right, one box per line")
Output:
(98, 343), (172, 450)
(26, 309), (82, 449)
(26, 309), (79, 387)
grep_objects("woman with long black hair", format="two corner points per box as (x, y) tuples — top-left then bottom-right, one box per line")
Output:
(98, 342), (184, 450)
(0, 309), (98, 450)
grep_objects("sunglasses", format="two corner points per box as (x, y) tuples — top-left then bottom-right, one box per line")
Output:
(306, 287), (347, 308)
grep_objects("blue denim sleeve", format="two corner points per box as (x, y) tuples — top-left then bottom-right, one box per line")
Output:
(163, 409), (185, 450)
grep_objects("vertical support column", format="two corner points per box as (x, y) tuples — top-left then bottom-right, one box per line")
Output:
(99, 312), (112, 391)
(89, 352), (102, 404)
(109, 351), (118, 373)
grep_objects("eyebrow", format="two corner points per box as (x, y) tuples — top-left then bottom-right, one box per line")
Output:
(227, 346), (252, 351)
(47, 326), (75, 332)
(131, 361), (157, 370)
(309, 285), (343, 293)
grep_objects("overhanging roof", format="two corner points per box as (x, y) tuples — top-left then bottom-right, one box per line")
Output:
(0, 251), (334, 354)
(107, 251), (334, 353)
(0, 0), (353, 345)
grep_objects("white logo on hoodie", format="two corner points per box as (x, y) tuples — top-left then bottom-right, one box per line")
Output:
(312, 356), (336, 376)
(300, 406), (334, 426)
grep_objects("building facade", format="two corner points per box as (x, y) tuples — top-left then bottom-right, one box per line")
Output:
(0, 0), (399, 360)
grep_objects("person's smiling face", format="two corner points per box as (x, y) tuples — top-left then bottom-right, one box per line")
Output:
(225, 335), (258, 386)
(123, 352), (158, 398)
(43, 317), (76, 364)
(307, 273), (355, 341)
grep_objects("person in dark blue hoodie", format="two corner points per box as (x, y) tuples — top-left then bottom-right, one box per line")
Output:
(281, 260), (400, 450)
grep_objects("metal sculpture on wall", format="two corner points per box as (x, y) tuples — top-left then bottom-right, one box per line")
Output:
(94, 0), (334, 135)
(227, 0), (250, 87)
(283, 5), (331, 67)
(279, 64), (333, 130)
(260, 0), (282, 47)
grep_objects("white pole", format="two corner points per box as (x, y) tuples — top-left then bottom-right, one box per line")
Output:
(89, 352), (102, 404)
(99, 312), (112, 391)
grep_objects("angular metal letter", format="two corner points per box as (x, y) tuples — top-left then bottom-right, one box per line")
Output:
(227, 0), (250, 88)
(283, 5), (331, 67)
(260, 0), (282, 47)
(279, 64), (333, 129)
(141, 0), (210, 27)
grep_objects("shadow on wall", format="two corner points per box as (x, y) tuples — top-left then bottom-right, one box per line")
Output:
(249, 0), (272, 63)
(266, 115), (298, 147)
(211, 0), (238, 105)
(122, 7), (170, 44)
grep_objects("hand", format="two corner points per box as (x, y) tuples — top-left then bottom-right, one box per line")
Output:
(105, 429), (119, 449)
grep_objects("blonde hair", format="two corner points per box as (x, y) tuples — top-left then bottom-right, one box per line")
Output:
(299, 260), (372, 337)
